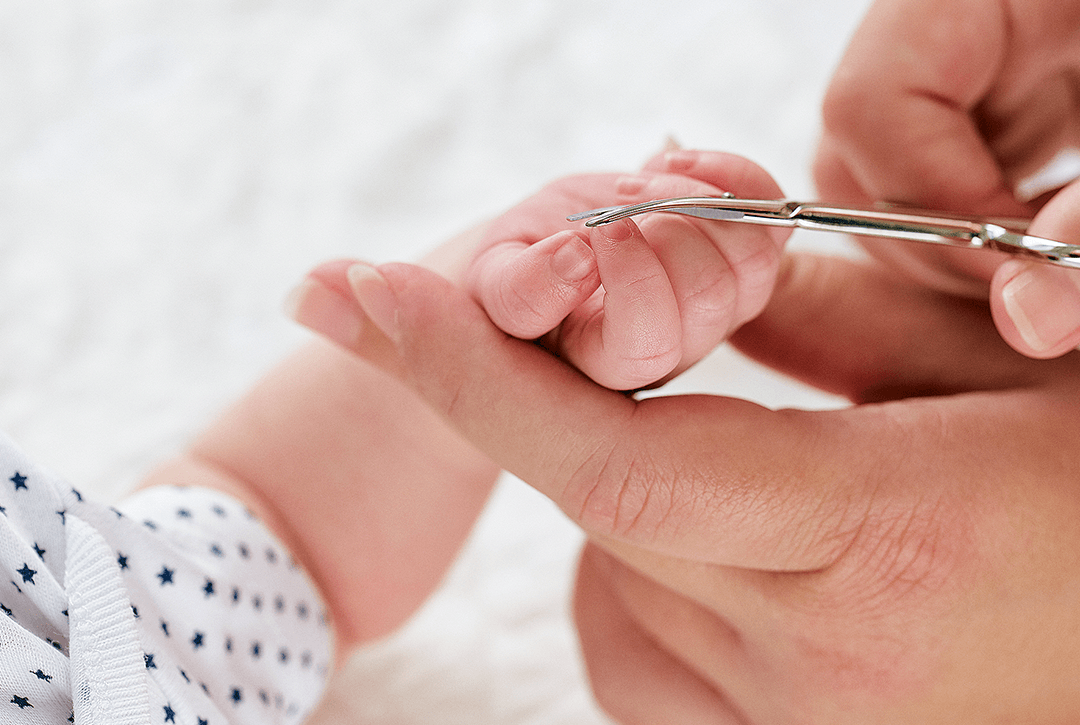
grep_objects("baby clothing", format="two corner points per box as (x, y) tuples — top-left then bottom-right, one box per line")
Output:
(0, 431), (332, 725)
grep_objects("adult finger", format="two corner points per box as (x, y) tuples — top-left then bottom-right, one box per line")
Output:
(573, 545), (745, 725)
(990, 179), (1080, 357)
(293, 259), (1009, 573)
(290, 259), (855, 570)
(730, 253), (1074, 402)
(818, 0), (1019, 213)
(814, 0), (1034, 293)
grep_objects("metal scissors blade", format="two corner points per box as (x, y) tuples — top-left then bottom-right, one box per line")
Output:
(567, 196), (1080, 270)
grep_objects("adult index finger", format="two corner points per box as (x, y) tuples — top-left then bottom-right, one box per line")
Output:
(292, 259), (925, 573)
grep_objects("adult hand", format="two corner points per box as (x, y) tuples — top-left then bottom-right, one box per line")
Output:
(815, 0), (1080, 358)
(290, 253), (1080, 723)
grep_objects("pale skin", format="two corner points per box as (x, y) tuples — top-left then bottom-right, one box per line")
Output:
(140, 335), (500, 659)
(134, 148), (784, 672)
(433, 149), (789, 391)
(288, 146), (1080, 722)
(814, 0), (1080, 358)
(70, 0), (1080, 714)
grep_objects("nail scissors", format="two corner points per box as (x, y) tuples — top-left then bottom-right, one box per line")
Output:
(567, 195), (1080, 269)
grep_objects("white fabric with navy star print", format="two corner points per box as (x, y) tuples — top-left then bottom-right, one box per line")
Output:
(0, 431), (332, 725)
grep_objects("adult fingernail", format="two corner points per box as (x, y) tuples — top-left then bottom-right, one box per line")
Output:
(285, 277), (365, 348)
(346, 262), (400, 341)
(550, 232), (595, 283)
(1001, 265), (1080, 353)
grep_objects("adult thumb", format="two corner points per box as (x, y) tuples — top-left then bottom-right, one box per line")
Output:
(992, 180), (1080, 358)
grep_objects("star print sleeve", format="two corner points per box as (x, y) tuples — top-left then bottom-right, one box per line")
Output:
(106, 485), (333, 725)
(0, 431), (333, 725)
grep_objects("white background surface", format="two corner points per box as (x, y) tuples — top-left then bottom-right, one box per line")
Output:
(2, 1), (872, 722)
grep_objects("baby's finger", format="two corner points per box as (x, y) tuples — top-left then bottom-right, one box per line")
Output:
(643, 148), (785, 202)
(558, 219), (682, 390)
(469, 231), (600, 339)
(602, 168), (789, 378)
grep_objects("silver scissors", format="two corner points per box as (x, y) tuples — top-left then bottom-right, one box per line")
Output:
(567, 195), (1080, 269)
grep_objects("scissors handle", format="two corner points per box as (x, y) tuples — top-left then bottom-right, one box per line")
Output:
(569, 197), (1080, 270)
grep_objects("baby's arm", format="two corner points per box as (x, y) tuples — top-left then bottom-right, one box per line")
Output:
(458, 150), (791, 390)
(140, 337), (499, 658)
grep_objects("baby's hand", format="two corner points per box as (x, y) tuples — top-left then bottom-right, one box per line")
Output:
(465, 150), (790, 390)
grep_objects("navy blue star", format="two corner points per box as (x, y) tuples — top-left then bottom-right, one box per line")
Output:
(212, 505), (227, 517)
(230, 688), (242, 705)
(225, 637), (233, 653)
(70, 487), (83, 502)
(117, 553), (129, 570)
(157, 566), (175, 586)
(11, 695), (32, 709)
(237, 543), (250, 559)
(10, 472), (27, 491)
(192, 631), (205, 650)
(278, 648), (289, 664)
(265, 548), (277, 564)
(296, 602), (309, 620)
(17, 564), (36, 585)
(203, 578), (215, 597)
(144, 653), (157, 670)
(31, 669), (52, 682)
(0, 602), (12, 617)
(209, 543), (224, 558)
(179, 668), (190, 683)
(274, 595), (285, 612)
(176, 508), (192, 519)
(259, 690), (269, 705)
(252, 595), (262, 611)
(161, 620), (170, 637)
(164, 704), (176, 723)
(56, 510), (66, 524)
(231, 587), (241, 604)
(32, 543), (46, 561)
(143, 520), (158, 531)
(251, 641), (261, 659)
(198, 718), (209, 725)
(0, 504), (6, 516)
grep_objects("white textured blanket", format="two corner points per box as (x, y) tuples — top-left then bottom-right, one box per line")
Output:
(2, 1), (870, 722)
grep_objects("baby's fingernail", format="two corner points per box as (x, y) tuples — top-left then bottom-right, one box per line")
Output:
(595, 218), (636, 243)
(346, 263), (400, 341)
(616, 173), (650, 196)
(1001, 265), (1080, 353)
(662, 149), (698, 173)
(285, 277), (365, 348)
(550, 233), (595, 283)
